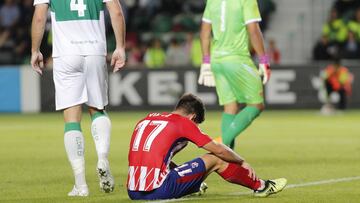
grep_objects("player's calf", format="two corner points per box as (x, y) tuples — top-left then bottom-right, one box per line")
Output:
(218, 162), (262, 190)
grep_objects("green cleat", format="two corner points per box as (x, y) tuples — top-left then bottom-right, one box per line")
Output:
(254, 178), (287, 197)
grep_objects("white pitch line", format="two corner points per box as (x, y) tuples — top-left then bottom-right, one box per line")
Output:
(150, 176), (360, 203)
(285, 176), (360, 189)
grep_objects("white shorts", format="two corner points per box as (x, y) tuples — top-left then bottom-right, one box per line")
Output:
(53, 55), (108, 111)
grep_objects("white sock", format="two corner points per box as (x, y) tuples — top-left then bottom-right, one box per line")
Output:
(64, 130), (87, 187)
(91, 115), (111, 165)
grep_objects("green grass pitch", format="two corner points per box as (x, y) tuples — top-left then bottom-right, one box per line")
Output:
(0, 110), (359, 203)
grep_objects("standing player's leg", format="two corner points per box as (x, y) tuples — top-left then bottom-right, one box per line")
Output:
(53, 56), (88, 196)
(338, 88), (347, 110)
(222, 102), (237, 147)
(211, 62), (238, 147)
(89, 107), (114, 193)
(63, 106), (88, 196)
(220, 61), (264, 147)
(222, 103), (264, 147)
(85, 55), (114, 193)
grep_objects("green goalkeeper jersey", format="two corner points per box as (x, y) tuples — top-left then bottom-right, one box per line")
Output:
(202, 0), (262, 60)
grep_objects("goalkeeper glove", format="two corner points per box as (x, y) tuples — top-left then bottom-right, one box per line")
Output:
(198, 55), (216, 87)
(258, 55), (271, 84)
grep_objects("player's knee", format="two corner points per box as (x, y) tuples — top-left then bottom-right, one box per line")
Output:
(257, 104), (265, 112)
(202, 153), (227, 171)
(88, 107), (104, 115)
(248, 103), (265, 112)
(224, 103), (239, 114)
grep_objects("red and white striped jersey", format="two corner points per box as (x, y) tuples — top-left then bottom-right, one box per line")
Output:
(127, 112), (212, 191)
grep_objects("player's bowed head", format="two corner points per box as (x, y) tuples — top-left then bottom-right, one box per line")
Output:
(174, 93), (205, 125)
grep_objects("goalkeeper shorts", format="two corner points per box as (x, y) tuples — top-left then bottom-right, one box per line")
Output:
(211, 59), (264, 105)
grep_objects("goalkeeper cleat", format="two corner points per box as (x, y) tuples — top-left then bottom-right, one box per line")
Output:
(68, 185), (89, 197)
(254, 178), (287, 197)
(97, 160), (115, 193)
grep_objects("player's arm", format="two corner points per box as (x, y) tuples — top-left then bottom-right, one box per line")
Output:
(183, 120), (244, 164)
(202, 140), (245, 165)
(247, 22), (266, 57)
(247, 22), (271, 84)
(106, 0), (126, 72)
(244, 0), (271, 84)
(31, 3), (48, 75)
(198, 21), (215, 87)
(200, 22), (212, 58)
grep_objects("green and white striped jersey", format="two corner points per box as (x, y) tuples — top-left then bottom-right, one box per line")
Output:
(34, 0), (111, 57)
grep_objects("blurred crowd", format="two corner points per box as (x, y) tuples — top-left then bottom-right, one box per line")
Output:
(314, 0), (360, 60)
(121, 0), (276, 68)
(0, 0), (33, 65)
(0, 0), (276, 67)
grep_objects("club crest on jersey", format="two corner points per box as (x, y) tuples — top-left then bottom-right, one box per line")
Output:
(191, 162), (199, 168)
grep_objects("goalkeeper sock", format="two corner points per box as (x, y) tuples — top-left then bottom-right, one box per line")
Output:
(221, 113), (236, 148)
(222, 106), (261, 146)
(91, 111), (111, 162)
(64, 122), (87, 187)
(219, 163), (262, 190)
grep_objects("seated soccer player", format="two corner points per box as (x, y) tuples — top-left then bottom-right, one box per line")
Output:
(127, 93), (287, 200)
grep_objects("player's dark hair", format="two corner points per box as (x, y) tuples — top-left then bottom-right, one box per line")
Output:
(175, 93), (205, 124)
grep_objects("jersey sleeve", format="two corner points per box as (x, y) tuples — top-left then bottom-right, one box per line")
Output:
(180, 119), (212, 148)
(103, 0), (113, 2)
(33, 0), (49, 5)
(202, 1), (212, 24)
(243, 0), (262, 25)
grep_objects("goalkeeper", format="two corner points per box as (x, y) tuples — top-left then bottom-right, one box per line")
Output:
(198, 0), (271, 148)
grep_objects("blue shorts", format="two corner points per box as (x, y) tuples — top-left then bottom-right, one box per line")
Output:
(128, 158), (206, 200)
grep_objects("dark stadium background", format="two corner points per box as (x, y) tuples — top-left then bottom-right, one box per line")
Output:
(0, 0), (359, 112)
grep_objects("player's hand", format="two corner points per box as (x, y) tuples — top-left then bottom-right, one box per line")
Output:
(198, 63), (215, 87)
(31, 51), (44, 75)
(258, 55), (271, 84)
(111, 48), (126, 73)
(241, 162), (258, 181)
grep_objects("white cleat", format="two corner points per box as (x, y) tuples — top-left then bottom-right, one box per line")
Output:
(197, 182), (208, 196)
(67, 185), (89, 197)
(188, 182), (208, 197)
(97, 160), (115, 193)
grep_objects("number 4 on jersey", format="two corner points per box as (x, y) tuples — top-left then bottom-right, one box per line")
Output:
(70, 0), (87, 17)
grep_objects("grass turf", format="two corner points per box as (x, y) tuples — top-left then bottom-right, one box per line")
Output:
(0, 110), (359, 203)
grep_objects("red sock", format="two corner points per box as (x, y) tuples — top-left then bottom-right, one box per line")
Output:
(219, 163), (261, 190)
